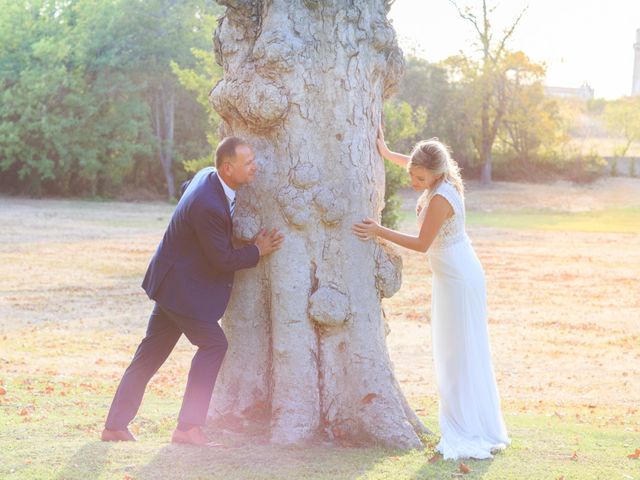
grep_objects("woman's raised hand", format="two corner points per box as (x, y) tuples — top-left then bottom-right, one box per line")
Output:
(376, 124), (388, 159)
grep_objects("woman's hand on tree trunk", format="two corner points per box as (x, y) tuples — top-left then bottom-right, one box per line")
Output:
(352, 218), (380, 241)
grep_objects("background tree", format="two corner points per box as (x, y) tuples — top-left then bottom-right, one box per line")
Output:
(395, 56), (474, 168)
(0, 0), (219, 199)
(171, 11), (225, 173)
(120, 0), (216, 199)
(447, 0), (528, 184)
(379, 100), (422, 227)
(604, 96), (640, 159)
(495, 51), (568, 175)
(208, 0), (428, 449)
(0, 0), (150, 196)
(0, 0), (610, 200)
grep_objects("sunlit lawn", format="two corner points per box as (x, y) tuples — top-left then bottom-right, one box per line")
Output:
(1, 366), (636, 479)
(398, 206), (640, 233)
(1, 181), (639, 479)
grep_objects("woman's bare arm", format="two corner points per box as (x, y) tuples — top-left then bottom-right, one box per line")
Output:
(376, 125), (409, 168)
(352, 195), (453, 253)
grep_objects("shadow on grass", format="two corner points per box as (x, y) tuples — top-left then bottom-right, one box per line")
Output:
(135, 440), (497, 480)
(410, 457), (493, 479)
(134, 427), (398, 480)
(55, 441), (113, 480)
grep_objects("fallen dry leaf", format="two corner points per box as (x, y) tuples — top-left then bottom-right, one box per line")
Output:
(627, 448), (640, 459)
(428, 453), (442, 463)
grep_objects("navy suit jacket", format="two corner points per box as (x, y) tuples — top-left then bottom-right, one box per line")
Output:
(142, 168), (260, 322)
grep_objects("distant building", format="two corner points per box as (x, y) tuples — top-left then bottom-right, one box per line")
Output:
(544, 82), (595, 100)
(633, 28), (640, 96)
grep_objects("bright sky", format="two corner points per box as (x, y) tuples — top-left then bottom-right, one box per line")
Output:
(388, 0), (640, 99)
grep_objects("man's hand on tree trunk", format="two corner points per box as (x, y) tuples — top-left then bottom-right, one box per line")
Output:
(255, 228), (285, 256)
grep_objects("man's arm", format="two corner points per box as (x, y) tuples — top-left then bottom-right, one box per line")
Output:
(193, 207), (260, 272)
(192, 206), (284, 272)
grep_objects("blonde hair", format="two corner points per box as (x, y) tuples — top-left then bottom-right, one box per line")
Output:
(408, 138), (464, 199)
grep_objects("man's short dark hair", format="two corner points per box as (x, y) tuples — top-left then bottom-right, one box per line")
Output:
(215, 136), (248, 169)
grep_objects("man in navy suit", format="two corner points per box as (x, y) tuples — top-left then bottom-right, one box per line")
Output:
(101, 137), (283, 446)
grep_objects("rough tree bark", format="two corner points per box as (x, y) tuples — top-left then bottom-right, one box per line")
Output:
(208, 0), (429, 450)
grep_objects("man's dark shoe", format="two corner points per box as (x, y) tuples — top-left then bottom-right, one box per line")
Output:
(101, 428), (136, 442)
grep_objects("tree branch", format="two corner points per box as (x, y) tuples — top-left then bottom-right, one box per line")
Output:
(495, 4), (529, 59)
(448, 0), (485, 42)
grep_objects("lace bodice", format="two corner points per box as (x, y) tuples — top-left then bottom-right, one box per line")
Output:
(420, 181), (468, 251)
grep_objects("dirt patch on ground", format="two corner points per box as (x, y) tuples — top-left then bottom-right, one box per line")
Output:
(400, 177), (640, 212)
(1, 180), (639, 411)
(385, 226), (639, 407)
(390, 178), (640, 407)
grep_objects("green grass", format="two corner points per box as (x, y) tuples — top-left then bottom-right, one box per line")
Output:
(1, 373), (638, 479)
(397, 206), (640, 233)
(2, 196), (639, 479)
(467, 207), (640, 233)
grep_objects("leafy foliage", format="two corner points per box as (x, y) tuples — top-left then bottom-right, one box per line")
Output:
(380, 101), (419, 228)
(604, 96), (640, 158)
(0, 0), (219, 198)
(171, 13), (224, 174)
(0, 1), (616, 201)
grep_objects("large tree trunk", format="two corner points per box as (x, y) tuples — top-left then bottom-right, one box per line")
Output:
(479, 88), (493, 185)
(153, 85), (176, 200)
(208, 0), (429, 450)
(480, 150), (492, 185)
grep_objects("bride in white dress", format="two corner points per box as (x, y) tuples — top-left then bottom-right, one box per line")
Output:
(353, 127), (510, 460)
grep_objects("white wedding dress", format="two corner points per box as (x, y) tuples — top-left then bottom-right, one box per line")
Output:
(420, 180), (510, 460)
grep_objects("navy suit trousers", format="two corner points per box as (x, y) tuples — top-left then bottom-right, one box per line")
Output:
(105, 303), (228, 430)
